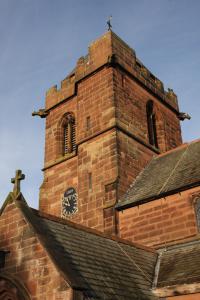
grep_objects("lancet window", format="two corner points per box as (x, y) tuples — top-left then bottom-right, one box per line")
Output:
(146, 100), (158, 148)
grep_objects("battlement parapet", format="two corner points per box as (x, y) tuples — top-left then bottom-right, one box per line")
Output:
(45, 31), (179, 112)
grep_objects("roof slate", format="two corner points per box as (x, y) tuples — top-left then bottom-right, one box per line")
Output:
(157, 240), (200, 287)
(16, 196), (158, 300)
(3, 192), (200, 298)
(116, 140), (200, 209)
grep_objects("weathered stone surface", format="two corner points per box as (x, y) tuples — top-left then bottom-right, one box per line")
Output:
(40, 31), (182, 234)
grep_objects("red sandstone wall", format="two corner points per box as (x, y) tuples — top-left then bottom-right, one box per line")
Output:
(113, 62), (182, 198)
(44, 96), (77, 166)
(0, 201), (74, 299)
(77, 68), (115, 142)
(40, 66), (117, 231)
(117, 130), (154, 197)
(119, 187), (200, 247)
(40, 31), (183, 234)
(72, 129), (118, 231)
(40, 156), (78, 215)
(113, 68), (182, 153)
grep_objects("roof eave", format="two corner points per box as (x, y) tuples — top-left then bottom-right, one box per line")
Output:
(116, 181), (200, 211)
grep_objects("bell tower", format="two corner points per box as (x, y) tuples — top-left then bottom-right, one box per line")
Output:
(38, 31), (182, 234)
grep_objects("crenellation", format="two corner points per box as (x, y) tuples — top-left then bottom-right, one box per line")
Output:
(46, 84), (57, 96)
(165, 88), (179, 108)
(44, 31), (180, 115)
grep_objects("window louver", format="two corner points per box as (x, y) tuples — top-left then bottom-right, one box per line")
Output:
(71, 122), (76, 151)
(63, 114), (76, 155)
(64, 126), (69, 154)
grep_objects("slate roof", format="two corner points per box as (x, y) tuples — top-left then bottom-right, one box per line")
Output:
(16, 195), (158, 300)
(3, 192), (200, 298)
(157, 239), (200, 287)
(116, 139), (200, 209)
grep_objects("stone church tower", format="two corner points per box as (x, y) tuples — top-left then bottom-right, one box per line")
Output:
(2, 31), (200, 300)
(39, 31), (182, 234)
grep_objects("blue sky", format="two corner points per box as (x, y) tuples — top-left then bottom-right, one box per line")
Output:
(0, 0), (200, 208)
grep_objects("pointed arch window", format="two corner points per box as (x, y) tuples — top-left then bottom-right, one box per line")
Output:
(146, 100), (158, 148)
(62, 113), (76, 155)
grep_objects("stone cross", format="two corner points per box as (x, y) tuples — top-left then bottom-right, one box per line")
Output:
(11, 170), (25, 196)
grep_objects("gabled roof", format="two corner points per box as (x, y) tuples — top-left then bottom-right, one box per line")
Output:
(2, 192), (200, 298)
(116, 139), (200, 209)
(14, 194), (158, 300)
(157, 239), (200, 287)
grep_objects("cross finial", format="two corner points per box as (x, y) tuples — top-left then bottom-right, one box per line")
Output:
(11, 170), (25, 196)
(107, 15), (112, 31)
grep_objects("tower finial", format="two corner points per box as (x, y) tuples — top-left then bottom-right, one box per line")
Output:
(107, 15), (112, 31)
(11, 170), (25, 196)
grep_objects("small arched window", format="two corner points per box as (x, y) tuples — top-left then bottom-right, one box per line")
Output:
(146, 100), (158, 148)
(62, 113), (76, 155)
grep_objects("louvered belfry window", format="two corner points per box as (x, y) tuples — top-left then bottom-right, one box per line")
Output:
(146, 100), (158, 148)
(63, 114), (76, 155)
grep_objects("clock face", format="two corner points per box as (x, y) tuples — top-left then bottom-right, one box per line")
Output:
(62, 187), (78, 217)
